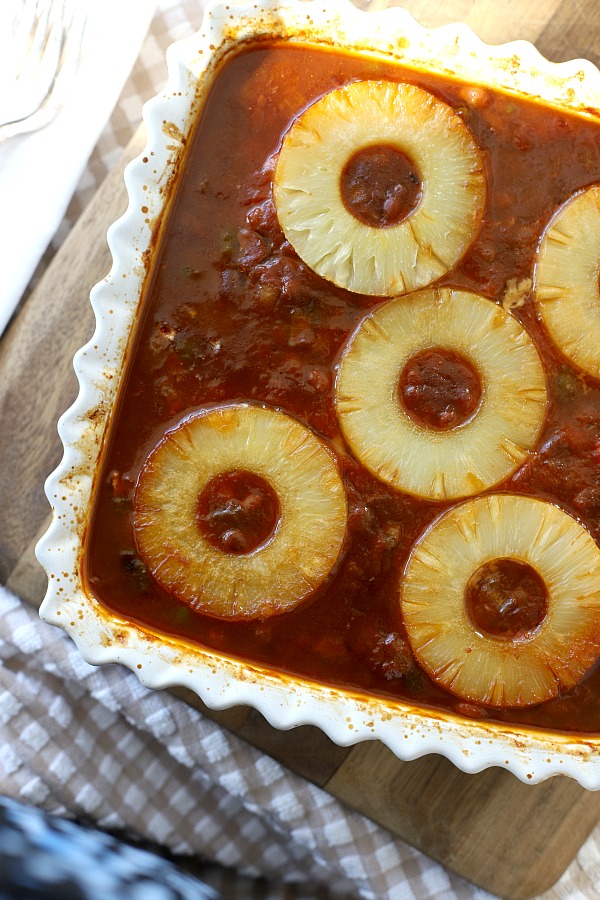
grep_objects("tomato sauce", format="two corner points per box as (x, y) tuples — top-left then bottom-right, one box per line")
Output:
(85, 44), (600, 734)
(398, 348), (482, 430)
(341, 144), (422, 227)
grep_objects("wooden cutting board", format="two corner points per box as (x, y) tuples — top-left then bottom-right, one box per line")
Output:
(2, 2), (600, 897)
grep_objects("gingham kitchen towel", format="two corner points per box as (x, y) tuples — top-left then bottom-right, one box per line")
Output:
(0, 584), (492, 900)
(3, 582), (600, 899)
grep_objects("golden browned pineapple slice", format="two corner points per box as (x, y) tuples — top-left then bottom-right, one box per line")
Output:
(401, 494), (600, 708)
(535, 184), (600, 378)
(335, 288), (547, 500)
(273, 80), (486, 297)
(133, 404), (347, 620)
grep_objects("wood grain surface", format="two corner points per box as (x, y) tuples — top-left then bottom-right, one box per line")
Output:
(2, 2), (600, 898)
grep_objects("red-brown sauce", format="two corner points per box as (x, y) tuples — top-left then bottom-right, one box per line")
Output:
(340, 143), (421, 227)
(465, 558), (549, 640)
(399, 348), (482, 430)
(196, 469), (280, 555)
(85, 44), (600, 734)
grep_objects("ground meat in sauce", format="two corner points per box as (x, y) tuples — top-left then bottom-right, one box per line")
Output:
(340, 144), (422, 227)
(465, 558), (549, 640)
(196, 470), (280, 555)
(85, 44), (600, 735)
(399, 348), (482, 430)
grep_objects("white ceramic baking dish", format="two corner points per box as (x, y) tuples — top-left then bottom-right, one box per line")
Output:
(36, 0), (600, 787)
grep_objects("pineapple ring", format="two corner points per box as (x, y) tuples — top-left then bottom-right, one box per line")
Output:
(273, 80), (486, 296)
(535, 184), (600, 378)
(335, 288), (547, 500)
(401, 494), (600, 708)
(133, 404), (347, 620)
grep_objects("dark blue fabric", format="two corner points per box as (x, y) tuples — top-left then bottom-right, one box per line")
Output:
(0, 795), (222, 900)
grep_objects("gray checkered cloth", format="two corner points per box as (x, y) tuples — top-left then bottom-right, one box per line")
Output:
(0, 585), (492, 899)
(3, 579), (600, 899)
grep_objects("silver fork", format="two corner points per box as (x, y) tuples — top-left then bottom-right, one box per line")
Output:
(0, 0), (87, 141)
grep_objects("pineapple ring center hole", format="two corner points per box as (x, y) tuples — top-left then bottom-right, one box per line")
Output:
(465, 558), (549, 641)
(340, 143), (422, 228)
(196, 469), (280, 556)
(399, 347), (482, 430)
